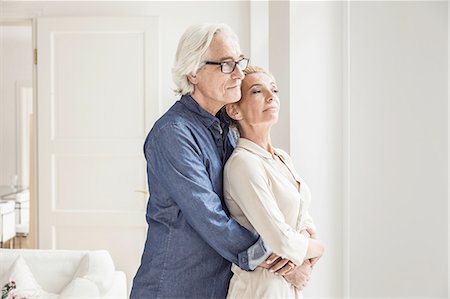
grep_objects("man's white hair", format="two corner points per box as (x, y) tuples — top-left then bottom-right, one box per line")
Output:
(172, 23), (239, 95)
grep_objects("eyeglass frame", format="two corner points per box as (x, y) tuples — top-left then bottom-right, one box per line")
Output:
(203, 57), (249, 74)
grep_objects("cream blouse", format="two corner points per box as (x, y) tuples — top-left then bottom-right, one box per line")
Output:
(224, 138), (315, 267)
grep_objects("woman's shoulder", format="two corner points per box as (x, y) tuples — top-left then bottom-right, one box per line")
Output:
(225, 147), (264, 172)
(227, 147), (260, 163)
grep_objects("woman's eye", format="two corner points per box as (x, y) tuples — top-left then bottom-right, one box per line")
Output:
(273, 89), (279, 93)
(252, 90), (261, 94)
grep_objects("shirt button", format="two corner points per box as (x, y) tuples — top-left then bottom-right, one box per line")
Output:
(241, 257), (247, 263)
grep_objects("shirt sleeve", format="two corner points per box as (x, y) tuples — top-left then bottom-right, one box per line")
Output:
(146, 123), (268, 270)
(224, 153), (309, 266)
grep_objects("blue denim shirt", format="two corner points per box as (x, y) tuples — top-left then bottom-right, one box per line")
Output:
(130, 95), (270, 299)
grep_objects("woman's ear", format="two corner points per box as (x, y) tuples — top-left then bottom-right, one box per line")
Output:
(225, 104), (243, 121)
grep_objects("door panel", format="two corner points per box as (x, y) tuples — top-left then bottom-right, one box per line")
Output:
(37, 17), (159, 290)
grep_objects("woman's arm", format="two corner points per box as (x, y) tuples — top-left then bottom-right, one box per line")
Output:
(224, 153), (310, 266)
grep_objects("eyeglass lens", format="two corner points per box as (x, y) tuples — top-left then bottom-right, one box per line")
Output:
(223, 59), (248, 73)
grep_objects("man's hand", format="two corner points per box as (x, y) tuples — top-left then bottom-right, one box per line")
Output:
(283, 259), (313, 290)
(259, 253), (315, 290)
(258, 254), (295, 276)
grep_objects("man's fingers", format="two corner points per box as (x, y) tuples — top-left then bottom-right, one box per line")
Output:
(276, 263), (296, 276)
(265, 253), (280, 265)
(269, 258), (290, 273)
(258, 254), (281, 270)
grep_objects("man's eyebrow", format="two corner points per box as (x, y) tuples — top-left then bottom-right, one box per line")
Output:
(217, 54), (245, 61)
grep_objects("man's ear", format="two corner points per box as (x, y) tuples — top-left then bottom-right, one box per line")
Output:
(225, 104), (243, 121)
(187, 73), (198, 85)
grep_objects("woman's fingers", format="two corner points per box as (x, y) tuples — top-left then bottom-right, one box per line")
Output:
(310, 256), (320, 267)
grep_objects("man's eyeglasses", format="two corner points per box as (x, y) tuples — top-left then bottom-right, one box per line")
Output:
(204, 58), (249, 74)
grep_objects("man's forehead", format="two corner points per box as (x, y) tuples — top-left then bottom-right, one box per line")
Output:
(207, 32), (243, 60)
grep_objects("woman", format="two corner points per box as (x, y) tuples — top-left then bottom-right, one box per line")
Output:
(223, 66), (324, 298)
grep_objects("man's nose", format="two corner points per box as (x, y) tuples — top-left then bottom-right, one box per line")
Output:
(231, 64), (244, 80)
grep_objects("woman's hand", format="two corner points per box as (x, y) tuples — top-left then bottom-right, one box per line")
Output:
(305, 227), (321, 267)
(305, 238), (324, 260)
(306, 227), (317, 239)
(283, 259), (312, 290)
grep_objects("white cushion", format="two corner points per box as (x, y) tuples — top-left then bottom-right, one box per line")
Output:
(73, 251), (115, 295)
(18, 250), (86, 294)
(58, 277), (100, 298)
(0, 255), (57, 299)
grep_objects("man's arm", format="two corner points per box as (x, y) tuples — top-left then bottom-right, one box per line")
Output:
(146, 124), (269, 270)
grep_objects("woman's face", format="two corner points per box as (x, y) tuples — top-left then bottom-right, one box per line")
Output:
(233, 72), (280, 127)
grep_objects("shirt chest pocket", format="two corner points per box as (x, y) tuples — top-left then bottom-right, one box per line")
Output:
(204, 156), (224, 192)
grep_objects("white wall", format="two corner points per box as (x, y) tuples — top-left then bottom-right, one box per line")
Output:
(269, 1), (291, 152)
(290, 1), (448, 298)
(347, 2), (448, 297)
(0, 24), (33, 186)
(290, 2), (344, 298)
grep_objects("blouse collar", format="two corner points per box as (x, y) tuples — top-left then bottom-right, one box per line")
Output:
(236, 138), (282, 160)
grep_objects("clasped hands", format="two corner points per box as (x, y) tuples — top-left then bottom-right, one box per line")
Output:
(258, 228), (322, 291)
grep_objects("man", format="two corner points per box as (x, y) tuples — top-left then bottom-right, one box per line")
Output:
(130, 23), (311, 299)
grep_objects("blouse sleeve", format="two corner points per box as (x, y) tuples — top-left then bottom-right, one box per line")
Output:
(299, 209), (317, 232)
(224, 153), (309, 266)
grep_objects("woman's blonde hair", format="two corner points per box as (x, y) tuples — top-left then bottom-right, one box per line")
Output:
(172, 23), (239, 95)
(242, 65), (275, 80)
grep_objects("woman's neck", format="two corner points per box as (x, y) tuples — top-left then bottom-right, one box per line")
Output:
(239, 125), (276, 157)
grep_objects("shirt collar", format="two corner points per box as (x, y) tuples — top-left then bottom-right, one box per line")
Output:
(236, 138), (279, 160)
(180, 94), (219, 128)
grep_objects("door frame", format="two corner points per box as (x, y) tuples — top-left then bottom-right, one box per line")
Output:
(1, 8), (42, 248)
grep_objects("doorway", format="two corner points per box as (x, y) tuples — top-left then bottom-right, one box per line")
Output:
(0, 20), (36, 249)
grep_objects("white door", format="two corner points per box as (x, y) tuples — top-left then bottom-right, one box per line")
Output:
(37, 17), (159, 289)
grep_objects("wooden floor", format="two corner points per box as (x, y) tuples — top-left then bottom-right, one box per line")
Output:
(1, 235), (33, 249)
